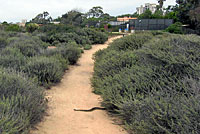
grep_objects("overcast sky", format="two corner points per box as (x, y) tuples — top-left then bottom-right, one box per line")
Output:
(0, 0), (176, 23)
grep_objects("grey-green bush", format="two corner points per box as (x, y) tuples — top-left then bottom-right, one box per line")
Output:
(61, 45), (81, 65)
(41, 48), (69, 71)
(107, 32), (153, 51)
(0, 37), (7, 49)
(82, 28), (108, 44)
(0, 47), (27, 71)
(24, 56), (64, 87)
(92, 32), (200, 134)
(0, 68), (46, 134)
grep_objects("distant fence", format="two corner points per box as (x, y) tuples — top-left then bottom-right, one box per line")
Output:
(128, 19), (173, 30)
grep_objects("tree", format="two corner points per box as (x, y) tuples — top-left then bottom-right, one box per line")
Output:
(117, 12), (139, 18)
(87, 6), (104, 18)
(138, 9), (153, 19)
(31, 11), (52, 24)
(152, 10), (164, 18)
(164, 11), (178, 22)
(2, 21), (8, 25)
(100, 13), (110, 20)
(174, 0), (200, 32)
(189, 6), (200, 33)
(61, 10), (84, 26)
(43, 11), (49, 19)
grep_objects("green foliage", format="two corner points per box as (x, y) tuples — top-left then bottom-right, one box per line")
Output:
(84, 44), (92, 50)
(107, 32), (153, 51)
(5, 24), (21, 32)
(26, 23), (39, 33)
(117, 12), (138, 18)
(0, 68), (46, 134)
(87, 6), (104, 18)
(0, 37), (8, 49)
(92, 32), (200, 134)
(82, 28), (108, 44)
(174, 0), (200, 34)
(30, 11), (52, 24)
(38, 24), (75, 34)
(24, 56), (64, 87)
(8, 34), (46, 57)
(107, 24), (112, 29)
(164, 11), (178, 22)
(48, 32), (91, 45)
(13, 42), (41, 57)
(120, 95), (200, 134)
(62, 45), (81, 65)
(0, 17), (108, 133)
(138, 9), (153, 19)
(152, 10), (164, 19)
(165, 22), (183, 34)
(36, 24), (108, 45)
(41, 48), (69, 70)
(189, 6), (200, 34)
(0, 47), (27, 71)
(61, 10), (83, 26)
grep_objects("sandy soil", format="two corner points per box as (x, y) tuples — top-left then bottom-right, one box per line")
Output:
(31, 36), (127, 134)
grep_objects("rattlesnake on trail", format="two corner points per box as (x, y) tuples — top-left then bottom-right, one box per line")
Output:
(30, 36), (125, 134)
(74, 107), (106, 112)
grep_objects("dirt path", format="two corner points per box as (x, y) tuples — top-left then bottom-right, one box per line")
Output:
(31, 36), (127, 134)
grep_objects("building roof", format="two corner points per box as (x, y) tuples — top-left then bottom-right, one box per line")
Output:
(117, 17), (137, 22)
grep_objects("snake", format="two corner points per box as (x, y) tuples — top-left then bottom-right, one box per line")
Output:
(74, 107), (106, 112)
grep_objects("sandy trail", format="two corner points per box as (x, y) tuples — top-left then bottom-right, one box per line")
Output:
(31, 36), (126, 134)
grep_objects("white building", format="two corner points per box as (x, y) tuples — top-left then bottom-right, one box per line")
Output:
(17, 19), (27, 27)
(136, 5), (145, 15)
(137, 3), (157, 15)
(50, 21), (60, 25)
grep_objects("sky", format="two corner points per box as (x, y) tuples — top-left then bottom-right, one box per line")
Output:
(0, 0), (176, 23)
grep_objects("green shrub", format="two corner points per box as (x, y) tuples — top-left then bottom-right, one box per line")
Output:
(0, 68), (46, 134)
(59, 45), (81, 65)
(48, 32), (91, 45)
(13, 43), (42, 57)
(38, 24), (76, 34)
(36, 25), (107, 46)
(0, 37), (7, 49)
(120, 94), (200, 134)
(0, 47), (27, 71)
(43, 45), (81, 65)
(26, 23), (39, 33)
(24, 56), (64, 87)
(8, 35), (46, 57)
(33, 32), (49, 43)
(82, 28), (108, 44)
(93, 51), (138, 94)
(165, 22), (183, 34)
(108, 32), (153, 51)
(42, 48), (69, 70)
(84, 44), (92, 50)
(5, 24), (21, 32)
(92, 32), (200, 134)
(143, 34), (200, 78)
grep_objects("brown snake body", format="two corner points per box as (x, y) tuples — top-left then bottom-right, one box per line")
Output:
(74, 107), (106, 112)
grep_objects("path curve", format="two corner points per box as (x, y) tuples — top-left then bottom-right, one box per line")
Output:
(31, 36), (126, 134)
